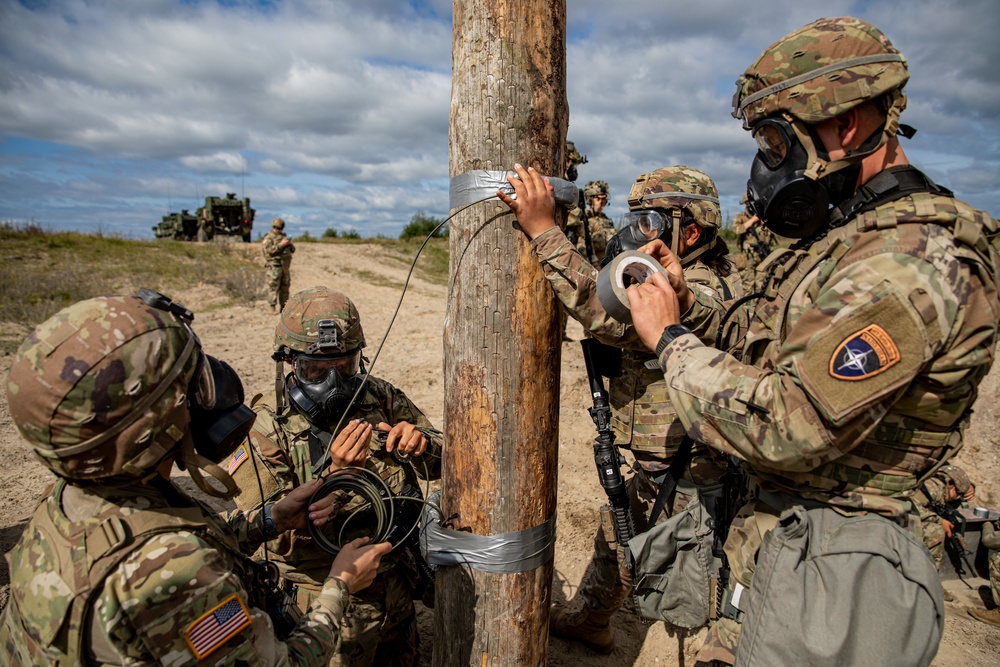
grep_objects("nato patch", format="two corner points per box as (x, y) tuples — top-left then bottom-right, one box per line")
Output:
(829, 324), (901, 381)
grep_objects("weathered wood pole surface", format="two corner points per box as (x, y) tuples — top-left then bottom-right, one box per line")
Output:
(435, 1), (567, 665)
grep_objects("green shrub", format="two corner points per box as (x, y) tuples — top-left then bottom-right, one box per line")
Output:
(400, 211), (447, 240)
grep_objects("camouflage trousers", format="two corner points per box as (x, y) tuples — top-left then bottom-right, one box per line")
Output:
(267, 262), (291, 310)
(295, 568), (418, 667)
(920, 515), (946, 570)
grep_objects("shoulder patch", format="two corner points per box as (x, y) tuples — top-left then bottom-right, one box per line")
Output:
(184, 594), (252, 660)
(829, 324), (901, 380)
(228, 445), (249, 475)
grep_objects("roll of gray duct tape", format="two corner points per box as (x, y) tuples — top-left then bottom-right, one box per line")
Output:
(596, 251), (670, 325)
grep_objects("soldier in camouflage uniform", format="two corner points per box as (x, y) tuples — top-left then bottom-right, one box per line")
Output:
(228, 286), (443, 667)
(263, 217), (296, 313)
(625, 17), (1000, 665)
(0, 293), (389, 665)
(499, 164), (740, 653)
(970, 521), (1000, 627)
(731, 200), (775, 292)
(913, 464), (974, 570)
(580, 180), (615, 263)
(561, 140), (589, 339)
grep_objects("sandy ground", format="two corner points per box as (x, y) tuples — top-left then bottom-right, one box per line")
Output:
(1, 240), (999, 665)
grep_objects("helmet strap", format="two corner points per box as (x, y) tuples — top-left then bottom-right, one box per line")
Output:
(177, 437), (239, 499)
(789, 91), (903, 186)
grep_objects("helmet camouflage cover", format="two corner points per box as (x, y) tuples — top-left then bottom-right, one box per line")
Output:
(583, 180), (610, 199)
(272, 217), (286, 230)
(6, 296), (201, 481)
(275, 286), (365, 356)
(733, 16), (909, 129)
(627, 166), (721, 229)
(565, 141), (586, 166)
(938, 465), (972, 496)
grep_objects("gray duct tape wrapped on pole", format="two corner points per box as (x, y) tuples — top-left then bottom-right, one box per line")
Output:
(420, 491), (557, 574)
(449, 170), (580, 210)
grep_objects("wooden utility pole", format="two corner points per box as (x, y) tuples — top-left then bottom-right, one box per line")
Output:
(435, 1), (567, 665)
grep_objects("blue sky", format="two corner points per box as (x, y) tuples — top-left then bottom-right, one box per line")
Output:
(1, 0), (998, 239)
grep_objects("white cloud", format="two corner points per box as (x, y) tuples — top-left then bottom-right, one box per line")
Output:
(0, 1), (997, 236)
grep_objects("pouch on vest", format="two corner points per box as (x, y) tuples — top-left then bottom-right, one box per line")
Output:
(629, 482), (715, 629)
(734, 505), (944, 667)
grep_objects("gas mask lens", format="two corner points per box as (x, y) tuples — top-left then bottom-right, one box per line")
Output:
(752, 118), (794, 169)
(621, 209), (671, 240)
(293, 351), (360, 383)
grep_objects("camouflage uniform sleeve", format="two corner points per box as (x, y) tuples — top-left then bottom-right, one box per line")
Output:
(982, 522), (1000, 550)
(657, 252), (966, 472)
(98, 531), (345, 666)
(531, 227), (733, 349)
(531, 226), (627, 339)
(220, 505), (270, 554)
(261, 233), (284, 261)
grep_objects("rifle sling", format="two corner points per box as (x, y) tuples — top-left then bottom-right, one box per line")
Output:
(646, 435), (694, 527)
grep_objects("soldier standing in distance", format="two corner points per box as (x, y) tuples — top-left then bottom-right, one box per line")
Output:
(263, 217), (296, 313)
(228, 286), (443, 667)
(0, 293), (390, 665)
(499, 165), (740, 653)
(623, 16), (1000, 665)
(731, 197), (775, 292)
(581, 180), (615, 264)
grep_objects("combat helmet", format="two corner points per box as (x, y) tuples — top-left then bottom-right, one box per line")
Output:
(272, 217), (286, 230)
(733, 17), (911, 237)
(627, 166), (721, 230)
(275, 286), (366, 358)
(938, 465), (972, 497)
(733, 17), (908, 130)
(583, 180), (610, 201)
(7, 295), (202, 481)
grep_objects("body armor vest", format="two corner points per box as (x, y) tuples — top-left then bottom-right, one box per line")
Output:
(0, 479), (246, 664)
(742, 186), (999, 516)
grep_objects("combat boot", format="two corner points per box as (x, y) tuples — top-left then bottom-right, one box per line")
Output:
(969, 607), (1000, 627)
(549, 604), (615, 654)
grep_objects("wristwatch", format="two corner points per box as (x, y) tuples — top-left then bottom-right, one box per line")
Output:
(655, 324), (692, 356)
(262, 504), (280, 541)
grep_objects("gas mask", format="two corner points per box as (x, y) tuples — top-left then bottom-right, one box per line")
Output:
(746, 116), (866, 239)
(188, 355), (256, 463)
(285, 350), (365, 427)
(603, 207), (712, 269)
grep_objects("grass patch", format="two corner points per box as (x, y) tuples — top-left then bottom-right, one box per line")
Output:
(0, 222), (266, 352)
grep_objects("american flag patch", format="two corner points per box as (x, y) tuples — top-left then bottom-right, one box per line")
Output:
(184, 595), (252, 659)
(228, 445), (249, 475)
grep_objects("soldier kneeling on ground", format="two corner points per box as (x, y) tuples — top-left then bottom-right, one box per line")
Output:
(0, 291), (390, 665)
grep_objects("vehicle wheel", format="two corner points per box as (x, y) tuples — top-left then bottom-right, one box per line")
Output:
(243, 233), (252, 243)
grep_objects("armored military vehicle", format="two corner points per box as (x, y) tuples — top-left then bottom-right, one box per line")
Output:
(152, 210), (199, 240)
(196, 193), (255, 242)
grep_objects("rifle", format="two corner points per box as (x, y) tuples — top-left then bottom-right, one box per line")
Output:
(580, 338), (636, 565)
(923, 488), (977, 578)
(746, 226), (772, 259)
(580, 190), (596, 264)
(714, 455), (746, 619)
